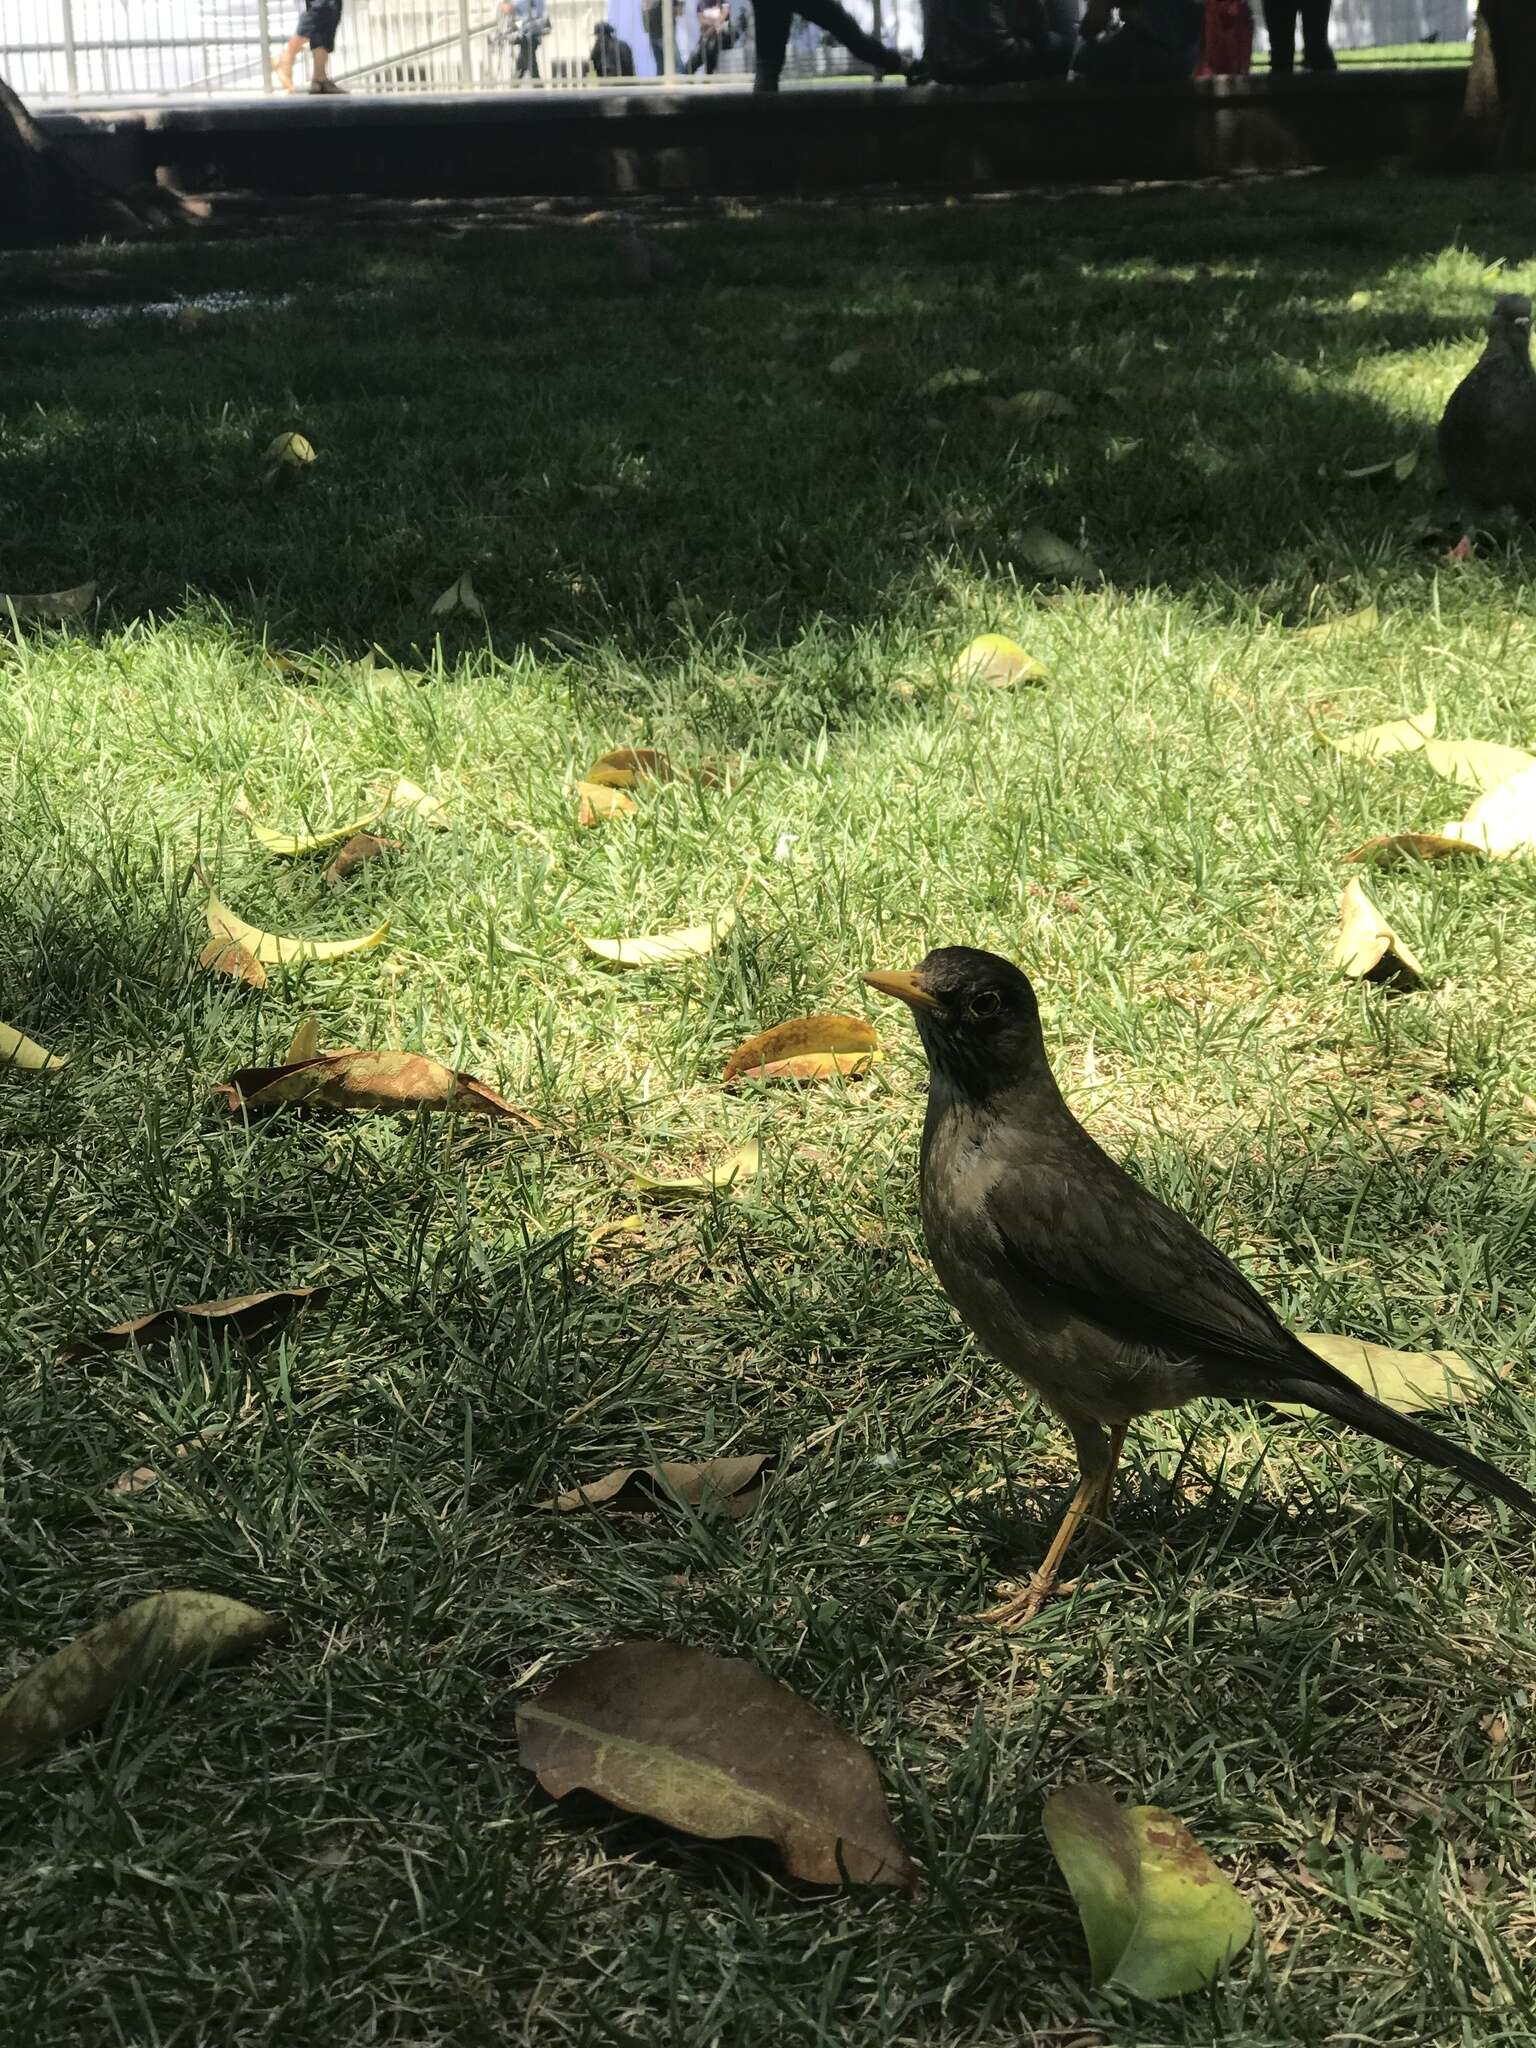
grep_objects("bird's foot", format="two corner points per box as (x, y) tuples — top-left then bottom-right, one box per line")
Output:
(973, 1573), (1078, 1628)
(1447, 535), (1475, 562)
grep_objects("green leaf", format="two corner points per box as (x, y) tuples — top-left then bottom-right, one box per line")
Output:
(1296, 603), (1378, 642)
(1044, 1783), (1255, 1998)
(1280, 1333), (1489, 1416)
(1015, 525), (1101, 584)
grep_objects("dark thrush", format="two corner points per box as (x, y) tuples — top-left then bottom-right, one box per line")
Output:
(1437, 292), (1536, 559)
(866, 946), (1536, 1625)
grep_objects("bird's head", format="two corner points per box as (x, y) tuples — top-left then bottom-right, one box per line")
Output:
(1490, 292), (1533, 356)
(864, 946), (1048, 1100)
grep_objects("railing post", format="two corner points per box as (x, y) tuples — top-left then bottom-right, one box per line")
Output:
(458, 0), (474, 85)
(60, 0), (79, 98)
(662, 0), (677, 83)
(257, 0), (274, 94)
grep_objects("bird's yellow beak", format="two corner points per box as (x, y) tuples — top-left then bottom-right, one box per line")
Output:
(863, 969), (941, 1013)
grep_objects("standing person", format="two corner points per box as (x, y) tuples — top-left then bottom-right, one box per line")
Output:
(592, 19), (638, 70)
(275, 1), (347, 94)
(687, 0), (731, 72)
(1262, 0), (1333, 72)
(752, 0), (910, 91)
(1072, 0), (1203, 80)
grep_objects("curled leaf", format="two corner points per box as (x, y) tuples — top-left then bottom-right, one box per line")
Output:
(633, 1139), (760, 1202)
(284, 1016), (324, 1064)
(948, 634), (1047, 689)
(516, 1640), (916, 1889)
(215, 1046), (537, 1124)
(538, 1454), (771, 1517)
(1436, 762), (1536, 857)
(266, 431), (316, 467)
(1325, 705), (1436, 761)
(922, 367), (985, 396)
(985, 389), (1077, 424)
(60, 1285), (326, 1364)
(1, 580), (97, 622)
(577, 781), (638, 825)
(246, 808), (382, 857)
(582, 906), (736, 969)
(373, 776), (450, 829)
(1282, 1333), (1489, 1416)
(724, 1014), (879, 1086)
(1296, 603), (1379, 642)
(199, 869), (389, 965)
(432, 571), (484, 618)
(583, 748), (675, 790)
(1015, 524), (1101, 584)
(0, 1591), (281, 1766)
(324, 832), (401, 885)
(1, 1020), (66, 1071)
(1346, 831), (1484, 865)
(1328, 880), (1425, 992)
(1340, 452), (1418, 484)
(1420, 739), (1536, 795)
(198, 936), (267, 989)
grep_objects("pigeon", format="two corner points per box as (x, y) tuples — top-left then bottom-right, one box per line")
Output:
(866, 945), (1535, 1625)
(1437, 292), (1536, 559)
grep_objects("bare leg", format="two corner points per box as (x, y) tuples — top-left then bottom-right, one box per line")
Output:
(978, 1422), (1125, 1627)
(312, 44), (331, 84)
(275, 35), (305, 90)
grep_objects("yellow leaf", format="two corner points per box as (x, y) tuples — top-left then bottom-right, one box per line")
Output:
(582, 906), (736, 968)
(1296, 604), (1379, 642)
(1, 580), (97, 622)
(1340, 451), (1418, 484)
(373, 776), (449, 829)
(198, 870), (389, 966)
(577, 781), (638, 825)
(949, 634), (1048, 689)
(1326, 706), (1436, 761)
(1419, 739), (1536, 794)
(922, 367), (986, 396)
(1281, 1333), (1489, 1416)
(583, 748), (675, 789)
(633, 1139), (761, 1202)
(285, 1017), (324, 1063)
(431, 571), (484, 618)
(724, 1013), (880, 1085)
(245, 807), (382, 856)
(1347, 290), (1373, 311)
(1327, 880), (1426, 992)
(266, 432), (316, 466)
(0, 1020), (66, 1071)
(1437, 761), (1536, 856)
(589, 1213), (646, 1252)
(985, 390), (1077, 424)
(1347, 830), (1486, 865)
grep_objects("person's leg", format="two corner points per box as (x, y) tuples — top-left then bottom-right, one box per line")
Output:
(753, 0), (793, 89)
(794, 0), (906, 76)
(1262, 0), (1297, 72)
(1299, 0), (1334, 70)
(275, 33), (305, 90)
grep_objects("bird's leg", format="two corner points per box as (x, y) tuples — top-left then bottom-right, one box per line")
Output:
(977, 1423), (1125, 1628)
(1448, 534), (1475, 562)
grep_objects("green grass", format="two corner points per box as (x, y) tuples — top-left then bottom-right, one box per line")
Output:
(4, 175), (1536, 2047)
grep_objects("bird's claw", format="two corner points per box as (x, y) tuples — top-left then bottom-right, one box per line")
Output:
(972, 1574), (1078, 1628)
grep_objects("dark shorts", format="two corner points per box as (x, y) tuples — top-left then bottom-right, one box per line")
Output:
(297, 0), (342, 49)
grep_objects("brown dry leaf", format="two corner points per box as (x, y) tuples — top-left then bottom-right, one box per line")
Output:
(0, 1591), (281, 1766)
(198, 936), (267, 989)
(633, 1139), (760, 1202)
(577, 781), (639, 826)
(60, 1286), (326, 1364)
(1, 580), (97, 623)
(324, 832), (401, 885)
(431, 570), (483, 618)
(724, 1013), (880, 1086)
(215, 1047), (538, 1124)
(582, 906), (736, 969)
(111, 1423), (231, 1498)
(584, 748), (676, 790)
(1325, 706), (1436, 761)
(1346, 831), (1485, 866)
(538, 1454), (771, 1517)
(1328, 880), (1426, 992)
(1420, 740), (1536, 793)
(948, 635), (1048, 689)
(1, 1020), (66, 1071)
(515, 1639), (916, 1889)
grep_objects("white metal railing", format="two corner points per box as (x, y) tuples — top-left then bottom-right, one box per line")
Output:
(0, 0), (1473, 104)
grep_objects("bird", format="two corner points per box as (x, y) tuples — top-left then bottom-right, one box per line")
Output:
(1437, 291), (1536, 560)
(865, 945), (1536, 1625)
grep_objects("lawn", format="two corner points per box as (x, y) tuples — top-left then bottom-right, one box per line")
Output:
(3, 173), (1536, 2048)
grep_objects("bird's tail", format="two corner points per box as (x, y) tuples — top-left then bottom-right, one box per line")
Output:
(1270, 1361), (1536, 1520)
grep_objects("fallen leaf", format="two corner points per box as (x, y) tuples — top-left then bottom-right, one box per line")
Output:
(111, 1423), (231, 1498)
(633, 1139), (760, 1202)
(1437, 762), (1536, 856)
(1296, 604), (1379, 642)
(0, 1591), (281, 1765)
(198, 935), (267, 989)
(1340, 452), (1418, 484)
(284, 1016), (324, 1064)
(516, 1640), (916, 1888)
(373, 776), (450, 830)
(1328, 880), (1426, 992)
(948, 634), (1048, 689)
(582, 906), (736, 969)
(1, 1020), (66, 1071)
(985, 389), (1077, 424)
(724, 1014), (879, 1085)
(215, 1047), (537, 1123)
(583, 748), (675, 789)
(1043, 1783), (1255, 1998)
(1279, 1332), (1489, 1416)
(1, 580), (97, 623)
(589, 1213), (645, 1253)
(60, 1286), (326, 1363)
(244, 807), (383, 857)
(538, 1455), (771, 1517)
(1325, 706), (1436, 761)
(431, 571), (484, 618)
(1015, 524), (1101, 584)
(324, 831), (401, 885)
(827, 348), (864, 377)
(266, 431), (316, 467)
(922, 367), (985, 396)
(577, 781), (638, 825)
(1420, 739), (1536, 795)
(199, 870), (389, 966)
(1347, 290), (1373, 311)
(1346, 831), (1485, 864)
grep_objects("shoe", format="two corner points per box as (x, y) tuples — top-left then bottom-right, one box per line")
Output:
(310, 78), (347, 93)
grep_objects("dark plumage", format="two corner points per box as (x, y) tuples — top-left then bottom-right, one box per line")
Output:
(1437, 292), (1536, 557)
(867, 945), (1535, 1624)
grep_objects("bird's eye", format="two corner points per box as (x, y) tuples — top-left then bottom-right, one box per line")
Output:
(968, 990), (1001, 1022)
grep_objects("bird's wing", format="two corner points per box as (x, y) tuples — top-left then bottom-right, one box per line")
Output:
(982, 1147), (1297, 1378)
